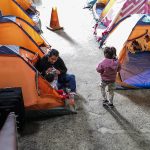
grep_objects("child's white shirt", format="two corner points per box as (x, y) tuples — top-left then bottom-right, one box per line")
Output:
(50, 79), (58, 90)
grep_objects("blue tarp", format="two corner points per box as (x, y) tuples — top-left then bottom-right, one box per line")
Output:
(121, 51), (150, 88)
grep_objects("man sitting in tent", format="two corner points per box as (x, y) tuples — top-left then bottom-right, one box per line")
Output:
(34, 49), (76, 93)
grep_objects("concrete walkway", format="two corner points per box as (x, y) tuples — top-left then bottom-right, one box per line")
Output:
(19, 0), (150, 150)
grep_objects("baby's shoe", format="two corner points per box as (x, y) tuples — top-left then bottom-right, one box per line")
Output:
(103, 100), (109, 106)
(107, 103), (114, 108)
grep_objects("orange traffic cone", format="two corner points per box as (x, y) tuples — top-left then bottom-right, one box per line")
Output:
(47, 7), (63, 31)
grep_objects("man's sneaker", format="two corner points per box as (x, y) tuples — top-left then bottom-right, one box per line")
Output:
(107, 103), (114, 108)
(103, 100), (109, 106)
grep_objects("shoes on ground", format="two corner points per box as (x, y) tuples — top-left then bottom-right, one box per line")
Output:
(107, 103), (114, 108)
(103, 100), (109, 106)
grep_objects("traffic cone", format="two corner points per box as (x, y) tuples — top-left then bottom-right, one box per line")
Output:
(47, 7), (63, 31)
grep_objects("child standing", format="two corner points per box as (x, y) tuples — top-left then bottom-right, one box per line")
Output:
(96, 47), (121, 108)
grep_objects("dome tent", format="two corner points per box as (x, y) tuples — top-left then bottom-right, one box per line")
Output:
(104, 14), (150, 89)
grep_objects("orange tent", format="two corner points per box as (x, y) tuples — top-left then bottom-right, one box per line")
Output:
(0, 45), (64, 110)
(15, 0), (33, 11)
(104, 14), (150, 89)
(5, 15), (51, 53)
(0, 0), (36, 27)
(0, 16), (44, 57)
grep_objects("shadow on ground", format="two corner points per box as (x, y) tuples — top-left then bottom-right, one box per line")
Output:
(20, 121), (40, 136)
(19, 94), (107, 150)
(115, 89), (150, 107)
(104, 106), (150, 150)
(52, 30), (79, 45)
